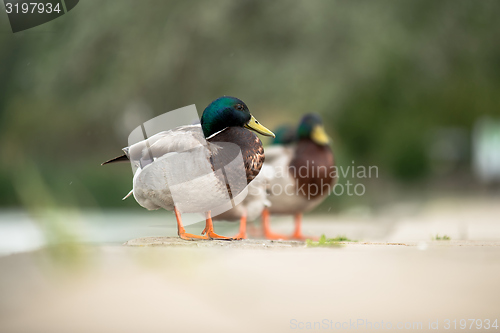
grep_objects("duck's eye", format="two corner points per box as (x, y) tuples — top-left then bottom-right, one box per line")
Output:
(235, 104), (244, 111)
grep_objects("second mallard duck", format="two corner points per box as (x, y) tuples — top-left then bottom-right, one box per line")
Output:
(261, 114), (336, 240)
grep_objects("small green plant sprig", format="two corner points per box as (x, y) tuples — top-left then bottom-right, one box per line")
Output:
(306, 234), (357, 247)
(432, 234), (451, 241)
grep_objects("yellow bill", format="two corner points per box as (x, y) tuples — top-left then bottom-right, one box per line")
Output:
(311, 125), (330, 145)
(244, 115), (275, 138)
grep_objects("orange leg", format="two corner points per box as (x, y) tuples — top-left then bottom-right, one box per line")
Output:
(175, 207), (209, 241)
(289, 213), (318, 241)
(232, 212), (247, 239)
(202, 211), (240, 241)
(262, 208), (287, 240)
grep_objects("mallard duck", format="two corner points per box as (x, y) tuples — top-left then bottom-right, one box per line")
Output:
(261, 114), (335, 240)
(102, 96), (275, 241)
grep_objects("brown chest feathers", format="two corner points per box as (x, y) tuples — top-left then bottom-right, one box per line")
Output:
(208, 127), (265, 198)
(289, 139), (335, 199)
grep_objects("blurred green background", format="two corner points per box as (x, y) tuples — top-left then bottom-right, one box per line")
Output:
(1, 0), (500, 213)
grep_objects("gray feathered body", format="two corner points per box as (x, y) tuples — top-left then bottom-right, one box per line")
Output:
(128, 125), (265, 216)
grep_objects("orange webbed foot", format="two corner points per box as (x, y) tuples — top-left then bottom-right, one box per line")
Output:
(179, 232), (209, 241)
(201, 228), (236, 241)
(201, 212), (241, 241)
(175, 207), (210, 241)
(232, 231), (247, 239)
(263, 230), (288, 240)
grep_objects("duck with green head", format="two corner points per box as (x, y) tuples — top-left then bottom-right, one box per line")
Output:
(102, 96), (275, 240)
(261, 113), (335, 241)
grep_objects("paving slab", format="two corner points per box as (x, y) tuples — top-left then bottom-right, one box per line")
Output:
(1, 240), (499, 333)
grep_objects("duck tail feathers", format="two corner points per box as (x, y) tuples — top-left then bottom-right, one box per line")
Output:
(122, 189), (133, 200)
(101, 154), (129, 165)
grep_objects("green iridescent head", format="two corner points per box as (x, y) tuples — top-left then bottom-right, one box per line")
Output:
(297, 113), (330, 146)
(201, 96), (275, 138)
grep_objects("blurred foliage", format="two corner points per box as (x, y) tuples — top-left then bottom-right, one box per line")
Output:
(11, 157), (86, 264)
(1, 0), (500, 208)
